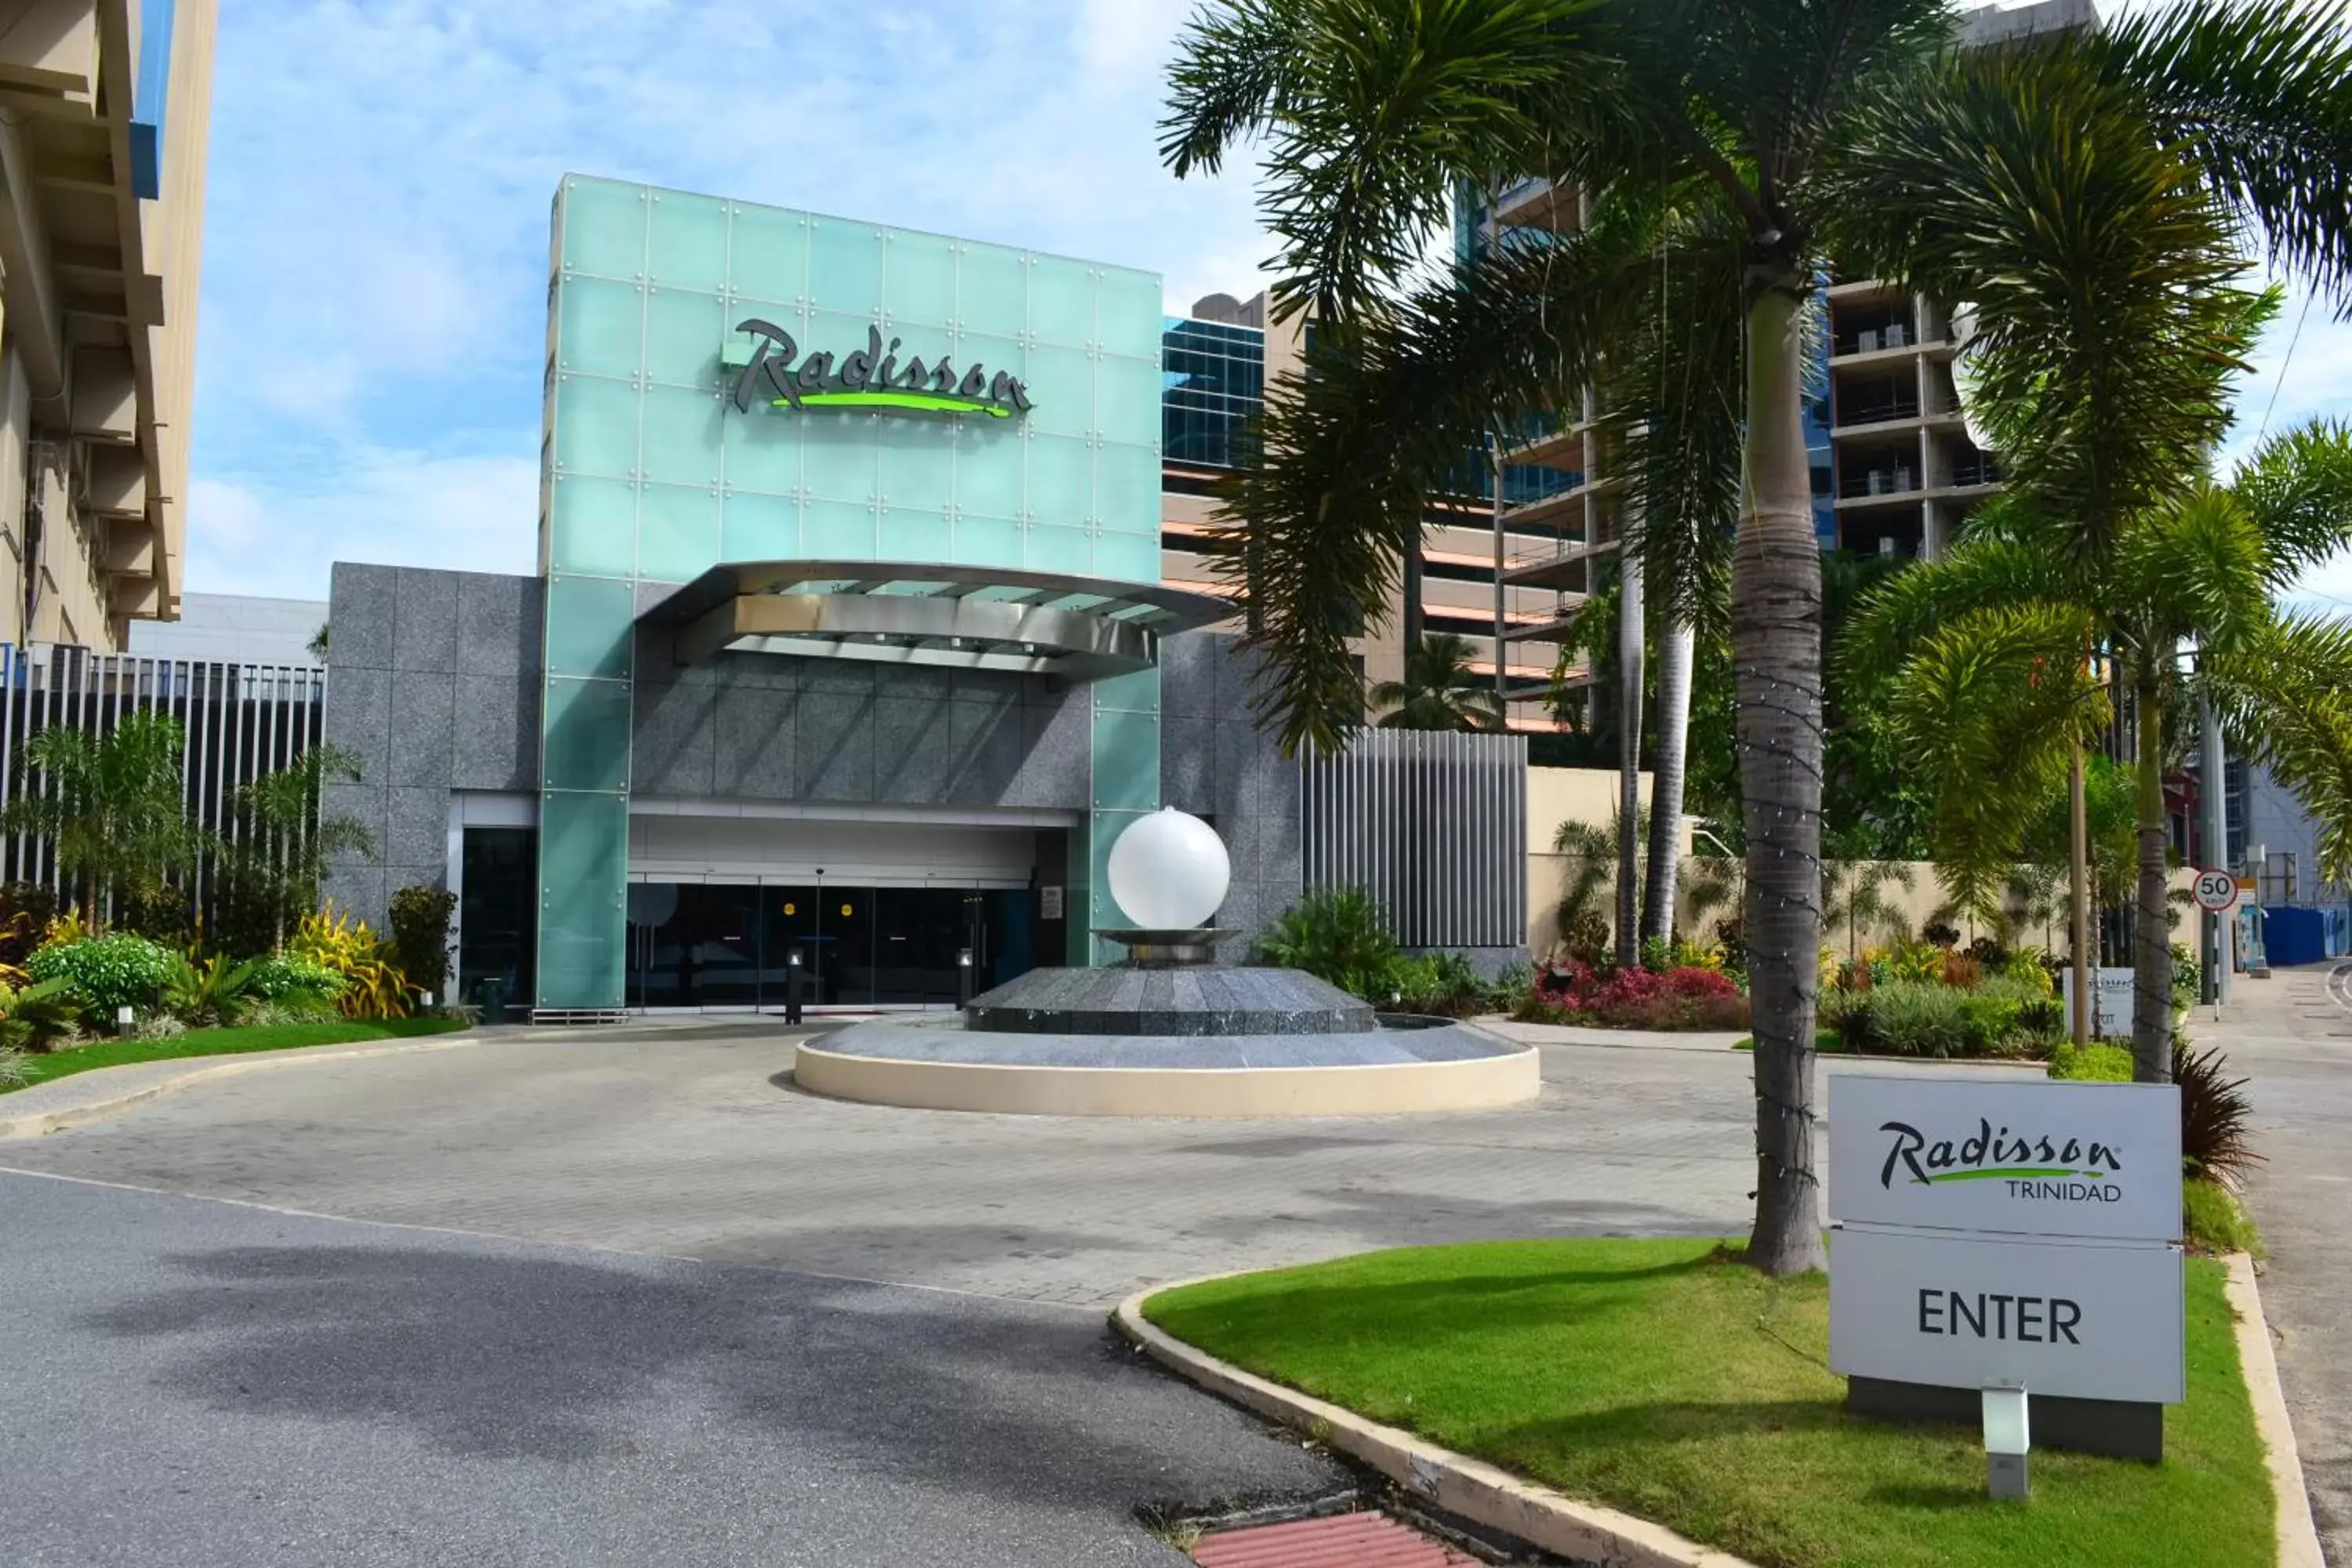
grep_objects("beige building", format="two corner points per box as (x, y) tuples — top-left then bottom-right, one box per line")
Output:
(1476, 0), (2091, 726)
(1159, 290), (1569, 728)
(0, 0), (215, 650)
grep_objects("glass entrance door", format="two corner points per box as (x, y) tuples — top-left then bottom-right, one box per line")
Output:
(628, 880), (1041, 1011)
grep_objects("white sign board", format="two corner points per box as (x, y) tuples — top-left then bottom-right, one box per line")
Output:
(2192, 869), (2239, 913)
(1829, 1227), (2184, 1404)
(1828, 1076), (2181, 1242)
(2060, 967), (2134, 1037)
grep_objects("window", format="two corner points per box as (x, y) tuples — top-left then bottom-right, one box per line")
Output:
(1162, 318), (1266, 469)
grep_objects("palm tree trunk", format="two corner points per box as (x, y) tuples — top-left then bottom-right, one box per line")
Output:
(1736, 280), (1828, 1277)
(2131, 675), (2174, 1083)
(1642, 617), (1693, 943)
(1617, 554), (1646, 968)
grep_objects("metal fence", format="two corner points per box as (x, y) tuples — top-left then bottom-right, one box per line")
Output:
(1302, 728), (1528, 950)
(0, 644), (324, 913)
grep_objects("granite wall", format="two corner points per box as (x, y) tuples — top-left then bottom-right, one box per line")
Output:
(321, 563), (1303, 956)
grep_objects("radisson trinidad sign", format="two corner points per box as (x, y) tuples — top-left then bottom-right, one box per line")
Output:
(1828, 1076), (2185, 1411)
(729, 319), (1033, 420)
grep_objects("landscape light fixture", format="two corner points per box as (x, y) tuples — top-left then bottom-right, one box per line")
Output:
(1983, 1386), (2030, 1500)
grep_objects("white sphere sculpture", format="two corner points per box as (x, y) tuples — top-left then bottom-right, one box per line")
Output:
(1107, 808), (1231, 931)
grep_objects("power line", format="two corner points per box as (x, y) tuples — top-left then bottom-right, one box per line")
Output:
(2256, 289), (2316, 441)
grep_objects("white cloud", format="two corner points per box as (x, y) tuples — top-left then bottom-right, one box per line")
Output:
(186, 1), (1275, 601)
(189, 452), (541, 602)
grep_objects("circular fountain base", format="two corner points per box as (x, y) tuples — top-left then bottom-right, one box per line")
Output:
(798, 963), (1539, 1117)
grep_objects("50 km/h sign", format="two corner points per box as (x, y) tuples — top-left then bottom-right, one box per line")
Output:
(2194, 869), (2241, 913)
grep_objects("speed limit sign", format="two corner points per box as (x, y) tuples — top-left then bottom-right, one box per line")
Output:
(2193, 869), (2239, 913)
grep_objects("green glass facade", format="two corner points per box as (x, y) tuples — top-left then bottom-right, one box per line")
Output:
(535, 176), (1167, 1007)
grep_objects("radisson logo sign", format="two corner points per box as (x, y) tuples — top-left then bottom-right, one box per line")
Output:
(728, 319), (1033, 419)
(1878, 1118), (2127, 1203)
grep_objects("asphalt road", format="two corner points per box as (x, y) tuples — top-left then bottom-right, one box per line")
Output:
(2230, 962), (2352, 1566)
(0, 1171), (1344, 1568)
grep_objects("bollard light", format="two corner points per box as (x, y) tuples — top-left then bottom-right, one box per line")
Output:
(958, 949), (973, 968)
(116, 1004), (135, 1036)
(1983, 1387), (2030, 1500)
(788, 949), (803, 967)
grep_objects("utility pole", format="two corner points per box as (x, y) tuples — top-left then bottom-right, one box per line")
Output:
(2070, 748), (2091, 1045)
(2200, 689), (2232, 1007)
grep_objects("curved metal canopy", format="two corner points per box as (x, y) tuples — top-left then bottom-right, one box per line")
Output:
(637, 561), (1235, 681)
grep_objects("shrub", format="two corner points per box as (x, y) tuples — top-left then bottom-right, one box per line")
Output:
(2049, 1041), (2132, 1082)
(1847, 982), (1967, 1057)
(1558, 907), (1609, 967)
(1713, 916), (1746, 973)
(0, 977), (81, 1054)
(27, 932), (176, 1016)
(1966, 935), (2011, 970)
(2176, 1040), (2260, 1184)
(2002, 948), (2056, 996)
(0, 1046), (25, 1087)
(2171, 941), (2201, 1016)
(389, 885), (459, 1000)
(1519, 963), (1746, 1029)
(1888, 941), (1946, 984)
(132, 1013), (188, 1041)
(248, 954), (347, 1004)
(1390, 951), (1486, 1017)
(1940, 951), (1983, 989)
(0, 881), (56, 970)
(162, 955), (262, 1028)
(1255, 887), (1403, 1001)
(2183, 1178), (2264, 1257)
(242, 996), (345, 1027)
(1639, 935), (1674, 974)
(1922, 920), (1961, 947)
(289, 911), (412, 1019)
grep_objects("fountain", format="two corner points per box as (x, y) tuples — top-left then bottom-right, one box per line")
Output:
(793, 809), (1540, 1116)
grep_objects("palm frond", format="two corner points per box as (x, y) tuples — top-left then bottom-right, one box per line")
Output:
(1886, 601), (2109, 921)
(1841, 536), (2072, 677)
(2084, 0), (2352, 299)
(1164, 0), (1628, 323)
(1822, 36), (2262, 554)
(2227, 418), (2352, 582)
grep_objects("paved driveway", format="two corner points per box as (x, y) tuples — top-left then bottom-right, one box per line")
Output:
(2223, 964), (2352, 1564)
(0, 1023), (1803, 1307)
(0, 1170), (1345, 1568)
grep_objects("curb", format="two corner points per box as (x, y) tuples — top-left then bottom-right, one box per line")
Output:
(0, 1030), (485, 1139)
(1112, 1282), (1758, 1568)
(2225, 1253), (2325, 1568)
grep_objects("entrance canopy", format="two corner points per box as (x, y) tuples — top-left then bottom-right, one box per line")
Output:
(639, 561), (1233, 681)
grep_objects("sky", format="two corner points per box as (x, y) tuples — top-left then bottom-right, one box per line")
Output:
(184, 0), (2352, 612)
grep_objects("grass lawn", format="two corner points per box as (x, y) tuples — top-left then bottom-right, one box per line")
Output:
(2, 1018), (470, 1096)
(1143, 1238), (2270, 1568)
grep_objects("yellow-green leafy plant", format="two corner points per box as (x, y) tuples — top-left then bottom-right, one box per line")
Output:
(289, 910), (412, 1019)
(0, 976), (82, 1054)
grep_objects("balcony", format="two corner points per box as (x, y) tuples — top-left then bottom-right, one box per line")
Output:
(1838, 466), (1921, 503)
(1489, 176), (1578, 234)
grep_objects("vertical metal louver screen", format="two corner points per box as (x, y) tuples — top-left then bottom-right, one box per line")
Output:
(0, 644), (325, 914)
(1302, 729), (1527, 949)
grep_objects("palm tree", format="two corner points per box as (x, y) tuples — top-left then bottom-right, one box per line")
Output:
(1163, 0), (2352, 1269)
(0, 710), (203, 927)
(2223, 613), (2352, 887)
(1371, 633), (1506, 731)
(1853, 419), (2352, 1080)
(223, 744), (378, 952)
(1822, 858), (1917, 959)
